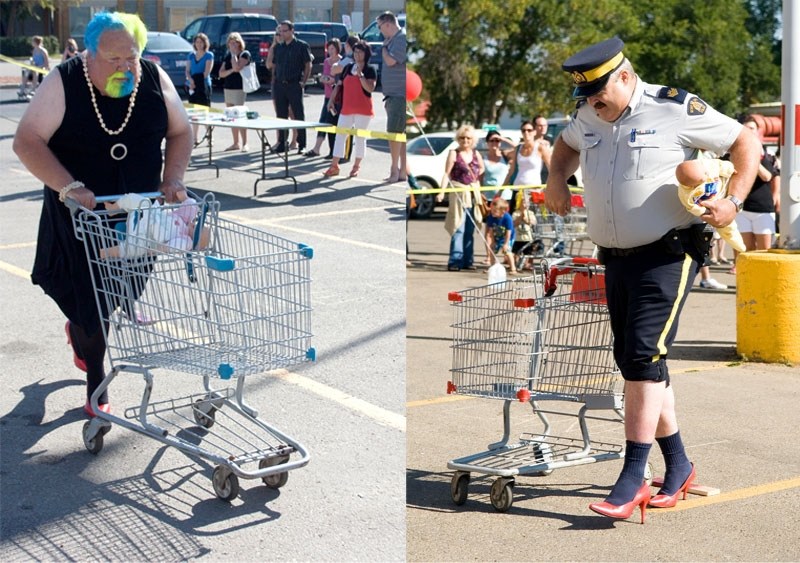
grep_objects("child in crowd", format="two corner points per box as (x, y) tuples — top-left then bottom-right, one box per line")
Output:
(484, 197), (517, 275)
(511, 195), (539, 271)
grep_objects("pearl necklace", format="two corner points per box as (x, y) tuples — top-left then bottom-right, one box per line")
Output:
(83, 55), (141, 159)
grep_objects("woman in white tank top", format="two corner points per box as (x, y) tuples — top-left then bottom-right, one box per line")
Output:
(504, 119), (552, 210)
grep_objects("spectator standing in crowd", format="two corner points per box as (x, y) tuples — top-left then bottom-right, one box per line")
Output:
(729, 116), (780, 274)
(306, 38), (341, 158)
(13, 11), (192, 418)
(62, 38), (79, 62)
(323, 41), (377, 178)
(266, 32), (300, 150)
(269, 21), (312, 155)
(438, 125), (484, 272)
(378, 11), (407, 183)
(330, 36), (359, 163)
(545, 37), (760, 523)
(481, 129), (513, 200)
(218, 32), (251, 152)
(29, 36), (50, 90)
(504, 119), (551, 211)
(185, 32), (213, 146)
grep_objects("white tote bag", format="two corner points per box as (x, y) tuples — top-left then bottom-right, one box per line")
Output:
(241, 62), (260, 94)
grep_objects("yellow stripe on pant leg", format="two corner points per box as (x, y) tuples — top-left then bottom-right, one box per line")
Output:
(654, 254), (694, 358)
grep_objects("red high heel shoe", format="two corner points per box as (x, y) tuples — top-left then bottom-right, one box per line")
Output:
(65, 321), (87, 373)
(589, 481), (651, 524)
(648, 463), (696, 508)
(84, 401), (111, 418)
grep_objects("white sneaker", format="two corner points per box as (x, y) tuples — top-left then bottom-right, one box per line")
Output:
(241, 144), (249, 152)
(700, 278), (727, 290)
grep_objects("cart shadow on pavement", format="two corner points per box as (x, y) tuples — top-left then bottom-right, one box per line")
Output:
(406, 467), (630, 530)
(0, 378), (285, 561)
(0, 188), (42, 204)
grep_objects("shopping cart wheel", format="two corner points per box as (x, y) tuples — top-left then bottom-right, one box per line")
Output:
(212, 465), (240, 501)
(82, 420), (110, 454)
(450, 472), (470, 506)
(260, 455), (290, 489)
(490, 478), (514, 513)
(193, 398), (216, 429)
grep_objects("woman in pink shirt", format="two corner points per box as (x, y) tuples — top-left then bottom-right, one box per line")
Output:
(323, 40), (377, 178)
(306, 39), (341, 158)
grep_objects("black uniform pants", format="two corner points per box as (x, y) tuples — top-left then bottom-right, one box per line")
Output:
(273, 81), (306, 149)
(600, 226), (710, 384)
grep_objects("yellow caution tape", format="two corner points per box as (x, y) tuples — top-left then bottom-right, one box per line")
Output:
(314, 125), (406, 142)
(0, 53), (49, 75)
(183, 102), (224, 114)
(406, 184), (584, 195)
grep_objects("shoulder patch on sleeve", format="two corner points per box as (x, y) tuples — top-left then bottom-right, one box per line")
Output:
(687, 96), (707, 116)
(657, 87), (688, 103)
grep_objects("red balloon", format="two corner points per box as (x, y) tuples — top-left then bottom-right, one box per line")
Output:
(406, 70), (423, 102)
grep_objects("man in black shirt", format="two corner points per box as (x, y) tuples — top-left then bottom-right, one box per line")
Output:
(268, 20), (312, 154)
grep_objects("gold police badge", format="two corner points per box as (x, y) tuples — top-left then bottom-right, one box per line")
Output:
(687, 96), (707, 115)
(572, 71), (587, 84)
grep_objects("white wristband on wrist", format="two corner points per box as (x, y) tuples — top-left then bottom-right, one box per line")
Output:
(58, 180), (85, 202)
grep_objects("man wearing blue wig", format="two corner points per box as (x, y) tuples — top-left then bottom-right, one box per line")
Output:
(13, 12), (193, 418)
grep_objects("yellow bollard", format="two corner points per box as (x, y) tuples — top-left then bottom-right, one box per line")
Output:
(736, 251), (800, 364)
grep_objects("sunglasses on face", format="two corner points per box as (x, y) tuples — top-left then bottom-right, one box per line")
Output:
(521, 128), (534, 133)
(457, 136), (470, 141)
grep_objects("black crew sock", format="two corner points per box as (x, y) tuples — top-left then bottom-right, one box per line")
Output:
(656, 431), (693, 495)
(71, 322), (109, 405)
(605, 440), (651, 505)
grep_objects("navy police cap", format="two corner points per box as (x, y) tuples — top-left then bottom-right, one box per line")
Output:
(562, 37), (625, 99)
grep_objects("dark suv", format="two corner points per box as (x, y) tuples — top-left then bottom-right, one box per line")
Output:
(180, 14), (278, 84)
(293, 22), (349, 44)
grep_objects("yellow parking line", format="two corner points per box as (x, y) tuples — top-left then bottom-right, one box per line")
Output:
(0, 259), (30, 279)
(663, 476), (800, 512)
(0, 242), (37, 250)
(271, 369), (405, 432)
(407, 395), (474, 408)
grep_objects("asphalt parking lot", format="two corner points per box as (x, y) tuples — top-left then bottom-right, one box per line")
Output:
(406, 215), (800, 562)
(0, 63), (406, 561)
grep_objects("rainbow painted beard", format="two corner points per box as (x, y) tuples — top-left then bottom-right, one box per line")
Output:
(105, 71), (135, 98)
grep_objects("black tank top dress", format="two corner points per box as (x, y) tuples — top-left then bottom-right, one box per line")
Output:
(31, 57), (168, 335)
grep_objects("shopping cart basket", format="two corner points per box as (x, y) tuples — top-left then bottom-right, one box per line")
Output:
(520, 191), (592, 264)
(445, 257), (639, 512)
(68, 192), (314, 500)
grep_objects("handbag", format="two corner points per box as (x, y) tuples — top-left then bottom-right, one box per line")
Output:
(241, 62), (260, 94)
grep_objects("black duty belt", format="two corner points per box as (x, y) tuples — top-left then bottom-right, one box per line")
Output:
(598, 225), (708, 258)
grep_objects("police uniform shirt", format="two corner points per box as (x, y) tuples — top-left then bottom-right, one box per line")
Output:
(560, 77), (743, 249)
(274, 38), (312, 83)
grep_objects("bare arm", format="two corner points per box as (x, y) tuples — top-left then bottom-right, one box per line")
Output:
(438, 150), (457, 202)
(303, 60), (312, 84)
(265, 44), (275, 71)
(158, 65), (193, 203)
(700, 126), (762, 228)
(12, 70), (98, 207)
(544, 137), (580, 216)
(218, 55), (235, 78)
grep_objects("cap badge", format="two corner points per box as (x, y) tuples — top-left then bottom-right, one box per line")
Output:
(572, 71), (587, 84)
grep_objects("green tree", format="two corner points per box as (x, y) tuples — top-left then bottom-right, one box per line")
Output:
(0, 0), (58, 38)
(408, 0), (781, 129)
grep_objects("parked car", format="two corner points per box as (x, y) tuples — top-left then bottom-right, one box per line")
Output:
(142, 32), (194, 92)
(180, 13), (278, 86)
(408, 119), (580, 219)
(240, 31), (327, 88)
(359, 13), (405, 87)
(293, 21), (349, 44)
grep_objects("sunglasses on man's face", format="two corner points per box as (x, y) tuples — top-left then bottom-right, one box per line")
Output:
(521, 128), (534, 133)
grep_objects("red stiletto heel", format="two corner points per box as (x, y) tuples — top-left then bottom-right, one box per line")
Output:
(84, 401), (111, 418)
(589, 482), (650, 524)
(648, 463), (696, 508)
(65, 321), (88, 373)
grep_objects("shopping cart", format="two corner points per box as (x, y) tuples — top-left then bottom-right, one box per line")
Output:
(518, 192), (592, 267)
(68, 192), (314, 500)
(445, 257), (646, 512)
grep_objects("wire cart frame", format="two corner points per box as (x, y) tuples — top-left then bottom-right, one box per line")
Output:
(69, 192), (314, 501)
(445, 257), (638, 512)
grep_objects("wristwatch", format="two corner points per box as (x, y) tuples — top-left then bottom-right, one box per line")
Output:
(726, 195), (744, 213)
